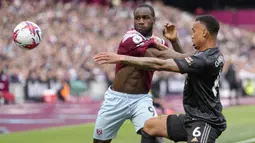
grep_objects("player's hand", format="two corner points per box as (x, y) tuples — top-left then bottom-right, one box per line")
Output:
(163, 23), (177, 42)
(93, 52), (123, 64)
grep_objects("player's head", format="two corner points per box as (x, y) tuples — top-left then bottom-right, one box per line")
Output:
(192, 15), (220, 50)
(133, 4), (155, 37)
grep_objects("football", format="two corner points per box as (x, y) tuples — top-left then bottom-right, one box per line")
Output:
(13, 21), (42, 50)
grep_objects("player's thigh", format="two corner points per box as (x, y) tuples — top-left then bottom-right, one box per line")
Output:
(130, 96), (156, 133)
(167, 114), (188, 142)
(93, 93), (128, 140)
(143, 115), (169, 138)
(186, 121), (222, 143)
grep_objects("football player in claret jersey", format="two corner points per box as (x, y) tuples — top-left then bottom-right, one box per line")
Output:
(94, 15), (227, 143)
(93, 3), (190, 143)
(93, 3), (164, 143)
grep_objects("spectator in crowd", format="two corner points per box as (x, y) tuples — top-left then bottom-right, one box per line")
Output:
(225, 61), (241, 105)
(0, 64), (15, 104)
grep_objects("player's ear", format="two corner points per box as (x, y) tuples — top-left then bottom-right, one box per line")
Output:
(202, 29), (209, 38)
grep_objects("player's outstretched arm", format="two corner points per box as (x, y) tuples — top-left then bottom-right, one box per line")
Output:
(94, 52), (180, 72)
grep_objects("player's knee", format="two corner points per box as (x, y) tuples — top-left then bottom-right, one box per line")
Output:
(143, 118), (158, 136)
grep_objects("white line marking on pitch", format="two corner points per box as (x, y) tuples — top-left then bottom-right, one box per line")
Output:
(235, 137), (255, 143)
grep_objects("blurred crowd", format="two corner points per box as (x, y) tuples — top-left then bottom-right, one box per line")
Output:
(0, 0), (255, 103)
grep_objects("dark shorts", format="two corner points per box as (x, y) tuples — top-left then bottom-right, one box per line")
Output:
(167, 114), (222, 143)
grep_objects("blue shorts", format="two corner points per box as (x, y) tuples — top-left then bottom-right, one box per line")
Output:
(93, 86), (157, 140)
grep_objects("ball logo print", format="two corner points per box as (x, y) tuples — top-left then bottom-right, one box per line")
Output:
(22, 22), (38, 36)
(12, 21), (42, 50)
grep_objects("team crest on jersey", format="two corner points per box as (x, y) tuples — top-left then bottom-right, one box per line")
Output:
(96, 129), (102, 135)
(132, 35), (143, 44)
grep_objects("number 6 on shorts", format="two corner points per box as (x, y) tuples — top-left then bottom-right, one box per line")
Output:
(192, 127), (201, 137)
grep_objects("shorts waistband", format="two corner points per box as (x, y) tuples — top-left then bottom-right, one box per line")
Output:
(106, 86), (151, 99)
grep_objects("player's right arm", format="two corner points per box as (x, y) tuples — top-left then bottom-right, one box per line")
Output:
(144, 40), (196, 59)
(145, 24), (196, 59)
(163, 23), (184, 53)
(144, 47), (190, 59)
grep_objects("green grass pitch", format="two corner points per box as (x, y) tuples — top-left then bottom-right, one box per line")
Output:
(1, 105), (255, 143)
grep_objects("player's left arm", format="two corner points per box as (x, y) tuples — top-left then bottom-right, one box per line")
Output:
(94, 52), (181, 72)
(122, 57), (181, 72)
(94, 52), (206, 74)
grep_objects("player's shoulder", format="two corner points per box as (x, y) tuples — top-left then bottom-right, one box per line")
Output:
(202, 47), (224, 67)
(198, 48), (222, 59)
(152, 35), (167, 45)
(121, 29), (145, 44)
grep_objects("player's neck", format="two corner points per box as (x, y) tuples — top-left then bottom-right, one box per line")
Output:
(143, 33), (153, 38)
(138, 30), (153, 38)
(199, 39), (217, 51)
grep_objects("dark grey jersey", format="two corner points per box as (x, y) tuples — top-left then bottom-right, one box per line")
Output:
(174, 47), (226, 132)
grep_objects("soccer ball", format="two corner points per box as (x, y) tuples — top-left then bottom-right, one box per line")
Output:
(13, 21), (42, 50)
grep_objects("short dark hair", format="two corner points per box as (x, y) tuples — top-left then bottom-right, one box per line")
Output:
(196, 15), (220, 35)
(134, 4), (155, 18)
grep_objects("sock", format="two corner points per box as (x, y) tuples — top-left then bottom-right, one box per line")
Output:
(140, 128), (164, 143)
(141, 129), (159, 143)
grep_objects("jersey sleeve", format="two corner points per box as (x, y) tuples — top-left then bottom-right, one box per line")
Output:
(153, 36), (169, 48)
(164, 41), (169, 47)
(118, 34), (154, 56)
(173, 54), (206, 74)
(159, 37), (168, 47)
